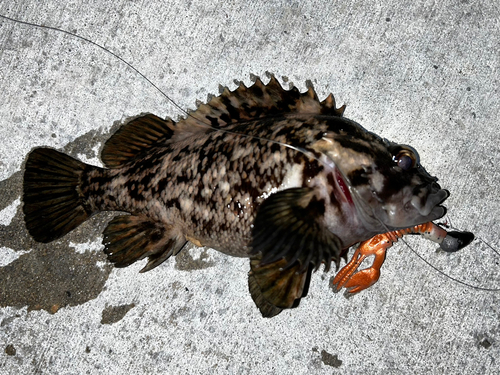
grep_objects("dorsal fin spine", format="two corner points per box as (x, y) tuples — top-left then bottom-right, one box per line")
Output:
(101, 77), (346, 168)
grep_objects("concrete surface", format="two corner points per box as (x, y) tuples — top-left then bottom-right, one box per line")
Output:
(1, 1), (499, 373)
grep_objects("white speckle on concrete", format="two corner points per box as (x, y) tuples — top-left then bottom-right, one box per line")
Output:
(77, 143), (103, 166)
(0, 198), (20, 226)
(68, 240), (103, 254)
(0, 246), (30, 266)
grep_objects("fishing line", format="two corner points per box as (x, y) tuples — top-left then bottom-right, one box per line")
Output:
(0, 14), (189, 119)
(479, 238), (500, 257)
(442, 215), (500, 257)
(398, 235), (500, 292)
(2, 13), (498, 292)
(0, 14), (322, 164)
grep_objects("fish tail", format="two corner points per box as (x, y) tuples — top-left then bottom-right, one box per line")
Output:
(23, 148), (95, 243)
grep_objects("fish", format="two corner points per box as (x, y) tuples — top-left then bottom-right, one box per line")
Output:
(22, 76), (474, 317)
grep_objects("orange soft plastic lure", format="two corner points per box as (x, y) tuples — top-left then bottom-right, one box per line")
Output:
(332, 222), (474, 294)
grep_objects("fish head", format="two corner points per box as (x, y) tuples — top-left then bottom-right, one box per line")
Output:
(314, 117), (448, 234)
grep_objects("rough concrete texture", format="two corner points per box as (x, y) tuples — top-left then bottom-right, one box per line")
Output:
(0, 1), (499, 373)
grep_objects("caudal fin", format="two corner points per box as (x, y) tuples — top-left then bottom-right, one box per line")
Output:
(23, 148), (94, 243)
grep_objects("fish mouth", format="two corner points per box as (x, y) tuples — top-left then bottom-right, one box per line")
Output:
(358, 180), (450, 231)
(409, 182), (449, 220)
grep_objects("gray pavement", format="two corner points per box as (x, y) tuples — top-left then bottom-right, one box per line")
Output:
(0, 1), (499, 374)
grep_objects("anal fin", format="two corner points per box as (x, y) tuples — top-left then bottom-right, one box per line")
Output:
(103, 215), (186, 272)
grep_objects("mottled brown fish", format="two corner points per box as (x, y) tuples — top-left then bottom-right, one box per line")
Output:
(23, 76), (473, 317)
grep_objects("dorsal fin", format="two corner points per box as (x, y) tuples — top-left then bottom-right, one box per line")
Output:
(101, 77), (346, 167)
(174, 75), (346, 134)
(101, 114), (175, 168)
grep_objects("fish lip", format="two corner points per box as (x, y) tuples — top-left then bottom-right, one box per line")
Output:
(410, 187), (449, 217)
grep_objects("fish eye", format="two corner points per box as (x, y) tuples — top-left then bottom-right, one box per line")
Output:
(393, 149), (417, 170)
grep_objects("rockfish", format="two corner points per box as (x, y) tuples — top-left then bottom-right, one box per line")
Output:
(23, 76), (473, 317)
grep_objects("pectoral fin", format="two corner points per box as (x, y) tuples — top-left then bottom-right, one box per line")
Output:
(251, 188), (342, 272)
(248, 256), (312, 318)
(248, 188), (341, 316)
